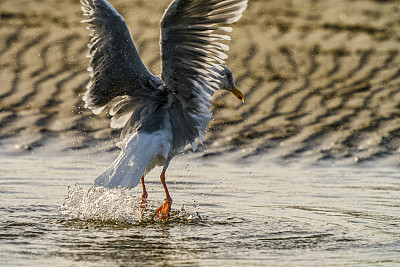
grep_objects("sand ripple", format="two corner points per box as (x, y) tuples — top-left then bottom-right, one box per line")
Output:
(1, 0), (399, 163)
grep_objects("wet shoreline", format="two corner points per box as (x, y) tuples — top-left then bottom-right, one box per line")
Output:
(0, 0), (400, 164)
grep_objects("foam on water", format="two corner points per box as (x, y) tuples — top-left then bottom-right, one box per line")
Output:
(59, 184), (202, 225)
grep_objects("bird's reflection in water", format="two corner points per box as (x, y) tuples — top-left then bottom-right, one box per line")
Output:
(56, 222), (187, 265)
(58, 204), (207, 266)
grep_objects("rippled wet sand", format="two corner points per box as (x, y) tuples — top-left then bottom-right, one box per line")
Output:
(1, 149), (399, 266)
(1, 0), (400, 162)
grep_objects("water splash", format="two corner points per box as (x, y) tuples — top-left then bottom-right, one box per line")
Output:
(59, 184), (202, 225)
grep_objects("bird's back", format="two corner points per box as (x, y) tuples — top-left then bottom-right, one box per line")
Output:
(118, 89), (210, 153)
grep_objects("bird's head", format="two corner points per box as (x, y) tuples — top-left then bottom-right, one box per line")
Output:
(217, 65), (244, 103)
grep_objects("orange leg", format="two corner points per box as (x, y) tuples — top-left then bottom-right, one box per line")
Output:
(155, 169), (172, 220)
(140, 175), (148, 210)
(141, 175), (148, 200)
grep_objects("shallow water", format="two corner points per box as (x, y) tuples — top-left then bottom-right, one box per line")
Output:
(1, 151), (399, 266)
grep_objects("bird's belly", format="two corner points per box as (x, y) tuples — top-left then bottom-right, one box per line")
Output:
(140, 128), (174, 173)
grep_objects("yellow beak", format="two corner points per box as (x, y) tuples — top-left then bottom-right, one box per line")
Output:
(231, 86), (244, 103)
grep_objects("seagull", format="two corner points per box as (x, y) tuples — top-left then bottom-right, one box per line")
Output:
(80, 0), (247, 220)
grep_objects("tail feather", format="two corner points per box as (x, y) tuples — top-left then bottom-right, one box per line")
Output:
(94, 149), (146, 189)
(94, 132), (158, 189)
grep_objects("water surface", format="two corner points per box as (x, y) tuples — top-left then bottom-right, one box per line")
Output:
(0, 151), (399, 266)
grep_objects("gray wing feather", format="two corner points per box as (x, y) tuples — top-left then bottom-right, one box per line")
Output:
(161, 0), (247, 100)
(160, 0), (248, 151)
(80, 0), (156, 113)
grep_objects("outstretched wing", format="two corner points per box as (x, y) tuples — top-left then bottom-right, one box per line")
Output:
(160, 0), (248, 151)
(81, 0), (157, 114)
(160, 0), (248, 103)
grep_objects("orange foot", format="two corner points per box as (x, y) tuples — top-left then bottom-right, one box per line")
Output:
(155, 199), (172, 221)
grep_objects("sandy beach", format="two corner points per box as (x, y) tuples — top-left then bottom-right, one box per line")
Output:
(1, 0), (400, 164)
